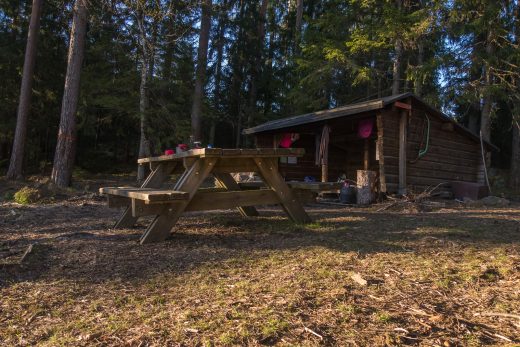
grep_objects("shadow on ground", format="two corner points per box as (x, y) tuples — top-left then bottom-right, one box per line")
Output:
(1, 201), (519, 287)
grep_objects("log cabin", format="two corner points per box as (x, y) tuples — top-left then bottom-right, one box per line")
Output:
(243, 93), (497, 195)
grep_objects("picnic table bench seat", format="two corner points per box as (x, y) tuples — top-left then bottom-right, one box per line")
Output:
(100, 187), (189, 202)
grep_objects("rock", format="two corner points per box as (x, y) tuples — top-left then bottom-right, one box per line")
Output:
(351, 272), (368, 286)
(479, 196), (510, 207)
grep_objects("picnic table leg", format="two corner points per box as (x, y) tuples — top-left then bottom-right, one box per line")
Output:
(115, 162), (177, 228)
(253, 157), (311, 224)
(140, 158), (217, 244)
(213, 172), (259, 217)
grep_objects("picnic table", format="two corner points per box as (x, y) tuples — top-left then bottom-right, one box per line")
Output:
(100, 148), (317, 244)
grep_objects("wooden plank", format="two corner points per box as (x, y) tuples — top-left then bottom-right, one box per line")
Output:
(398, 109), (408, 195)
(212, 158), (258, 173)
(238, 181), (265, 189)
(213, 172), (259, 216)
(188, 190), (276, 211)
(363, 138), (369, 170)
(376, 112), (387, 193)
(286, 181), (342, 191)
(101, 187), (189, 201)
(114, 162), (177, 228)
(254, 157), (311, 224)
(394, 101), (412, 110)
(137, 148), (306, 163)
(140, 158), (217, 244)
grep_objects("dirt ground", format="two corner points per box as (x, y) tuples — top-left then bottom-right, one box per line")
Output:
(0, 178), (519, 346)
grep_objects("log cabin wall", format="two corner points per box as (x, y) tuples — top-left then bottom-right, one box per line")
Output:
(256, 133), (319, 180)
(255, 116), (379, 182)
(381, 102), (482, 193)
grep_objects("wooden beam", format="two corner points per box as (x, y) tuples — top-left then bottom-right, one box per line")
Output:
(213, 172), (259, 216)
(140, 158), (217, 244)
(398, 109), (408, 195)
(188, 189), (277, 211)
(366, 140), (370, 168)
(321, 164), (328, 182)
(212, 158), (258, 173)
(254, 157), (311, 224)
(376, 112), (387, 194)
(137, 148), (306, 163)
(394, 101), (412, 110)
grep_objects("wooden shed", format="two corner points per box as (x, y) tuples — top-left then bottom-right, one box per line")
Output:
(243, 93), (496, 194)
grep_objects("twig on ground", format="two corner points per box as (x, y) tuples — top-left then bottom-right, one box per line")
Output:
(19, 243), (35, 263)
(303, 326), (323, 340)
(474, 312), (520, 320)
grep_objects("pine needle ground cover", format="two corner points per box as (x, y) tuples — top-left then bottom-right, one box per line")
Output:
(0, 185), (519, 346)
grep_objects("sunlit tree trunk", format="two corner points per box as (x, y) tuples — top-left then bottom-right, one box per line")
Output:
(190, 0), (212, 143)
(7, 0), (43, 180)
(137, 11), (151, 182)
(51, 0), (88, 187)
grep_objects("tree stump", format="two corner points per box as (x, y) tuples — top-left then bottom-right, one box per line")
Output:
(356, 170), (376, 205)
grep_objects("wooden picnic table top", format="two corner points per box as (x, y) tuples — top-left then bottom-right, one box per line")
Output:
(137, 147), (305, 164)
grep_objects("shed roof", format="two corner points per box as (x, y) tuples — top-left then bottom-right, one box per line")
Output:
(243, 93), (497, 150)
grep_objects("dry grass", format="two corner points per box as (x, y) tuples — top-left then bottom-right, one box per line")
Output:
(0, 181), (519, 346)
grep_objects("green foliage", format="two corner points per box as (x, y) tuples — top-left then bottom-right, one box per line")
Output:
(13, 186), (40, 204)
(0, 0), (518, 176)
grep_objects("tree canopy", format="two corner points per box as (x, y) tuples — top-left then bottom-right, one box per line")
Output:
(0, 0), (519, 186)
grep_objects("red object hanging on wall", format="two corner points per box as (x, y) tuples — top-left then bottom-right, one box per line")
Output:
(358, 119), (374, 139)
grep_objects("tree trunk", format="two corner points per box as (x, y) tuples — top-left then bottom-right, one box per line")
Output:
(209, 2), (227, 146)
(51, 0), (88, 187)
(137, 12), (151, 182)
(295, 0), (303, 53)
(162, 15), (175, 81)
(392, 38), (402, 95)
(190, 0), (212, 143)
(511, 120), (520, 189)
(480, 31), (495, 142)
(414, 41), (424, 97)
(392, 0), (403, 96)
(6, 0), (43, 180)
(510, 3), (520, 189)
(245, 0), (268, 137)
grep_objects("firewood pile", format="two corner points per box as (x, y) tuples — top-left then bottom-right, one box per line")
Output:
(377, 183), (447, 213)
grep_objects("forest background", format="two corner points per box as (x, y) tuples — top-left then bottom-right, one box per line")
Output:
(0, 0), (519, 188)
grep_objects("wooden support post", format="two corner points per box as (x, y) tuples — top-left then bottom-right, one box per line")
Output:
(398, 109), (408, 195)
(376, 113), (387, 194)
(320, 125), (330, 183)
(140, 158), (217, 244)
(321, 164), (328, 183)
(363, 138), (369, 170)
(254, 157), (311, 224)
(213, 172), (259, 217)
(115, 162), (177, 228)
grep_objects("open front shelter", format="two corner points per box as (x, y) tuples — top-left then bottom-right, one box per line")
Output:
(244, 93), (497, 195)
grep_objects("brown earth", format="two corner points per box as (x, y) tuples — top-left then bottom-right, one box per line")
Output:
(0, 177), (519, 346)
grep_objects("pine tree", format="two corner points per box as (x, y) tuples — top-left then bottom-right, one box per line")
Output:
(6, 0), (43, 179)
(51, 0), (88, 187)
